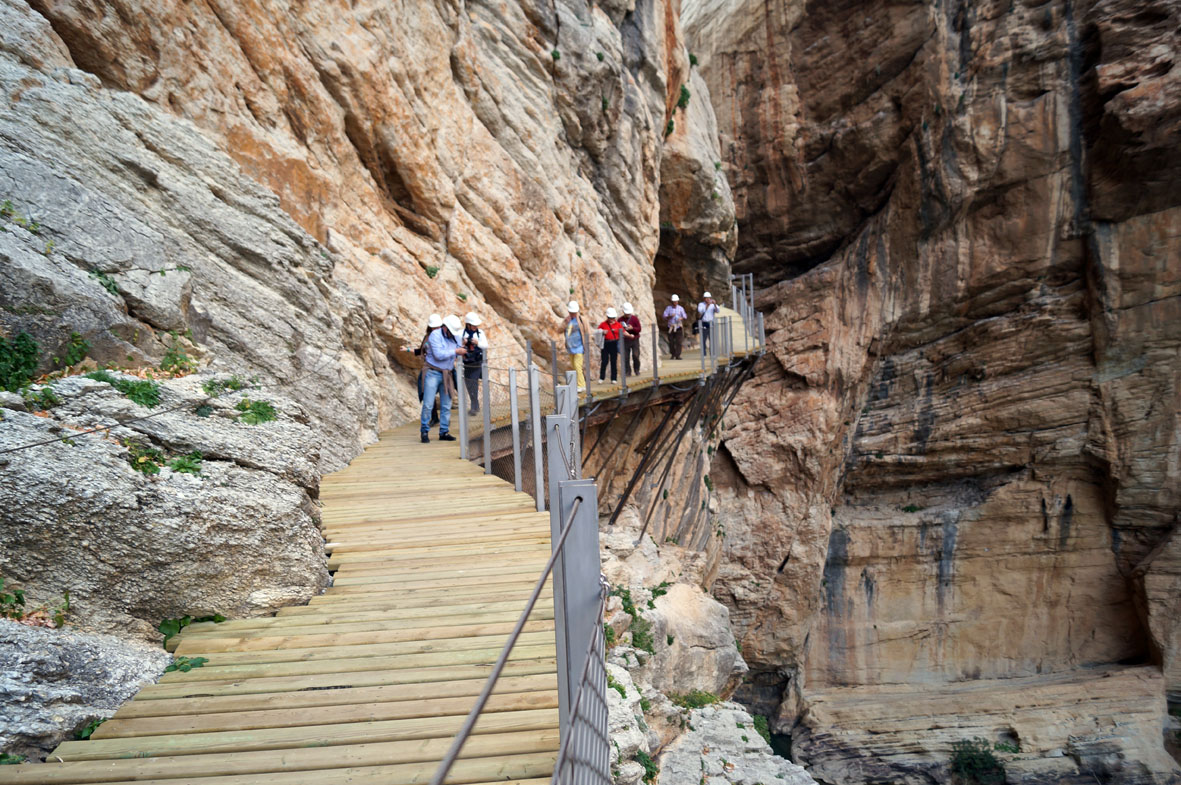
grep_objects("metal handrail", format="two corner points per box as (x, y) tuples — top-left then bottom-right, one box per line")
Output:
(428, 495), (585, 785)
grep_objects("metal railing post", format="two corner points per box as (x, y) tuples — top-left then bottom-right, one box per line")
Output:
(528, 364), (545, 512)
(652, 330), (659, 386)
(509, 367), (523, 492)
(699, 321), (706, 380)
(554, 474), (600, 751)
(547, 413), (575, 736)
(758, 312), (766, 351)
(481, 351), (492, 474)
(620, 338), (627, 397)
(456, 360), (468, 460)
(550, 340), (560, 413)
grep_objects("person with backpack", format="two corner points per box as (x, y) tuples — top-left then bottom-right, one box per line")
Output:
(598, 307), (629, 383)
(663, 294), (687, 359)
(461, 312), (489, 416)
(564, 301), (587, 389)
(621, 302), (642, 375)
(697, 291), (719, 353)
(420, 314), (466, 443)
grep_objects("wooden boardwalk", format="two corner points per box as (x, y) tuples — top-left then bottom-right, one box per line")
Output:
(1, 427), (557, 785)
(0, 305), (760, 785)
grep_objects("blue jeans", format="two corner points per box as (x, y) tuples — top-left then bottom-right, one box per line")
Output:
(420, 368), (452, 434)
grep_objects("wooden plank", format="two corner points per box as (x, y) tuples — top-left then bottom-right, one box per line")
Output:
(0, 736), (555, 784)
(111, 674), (556, 718)
(153, 645), (557, 683)
(94, 690), (558, 738)
(134, 658), (557, 700)
(179, 607), (554, 639)
(55, 708), (558, 760)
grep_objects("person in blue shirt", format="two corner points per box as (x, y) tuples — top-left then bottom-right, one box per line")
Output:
(420, 313), (467, 443)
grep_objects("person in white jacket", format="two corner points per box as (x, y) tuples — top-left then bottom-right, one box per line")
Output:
(461, 312), (490, 415)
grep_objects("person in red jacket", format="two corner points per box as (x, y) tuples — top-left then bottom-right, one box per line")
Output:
(598, 307), (630, 383)
(621, 302), (642, 375)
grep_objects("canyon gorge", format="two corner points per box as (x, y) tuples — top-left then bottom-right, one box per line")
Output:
(0, 0), (1178, 782)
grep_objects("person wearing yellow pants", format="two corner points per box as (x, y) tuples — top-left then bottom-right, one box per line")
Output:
(564, 300), (587, 390)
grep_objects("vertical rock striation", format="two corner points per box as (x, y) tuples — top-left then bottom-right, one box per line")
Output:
(685, 0), (1181, 781)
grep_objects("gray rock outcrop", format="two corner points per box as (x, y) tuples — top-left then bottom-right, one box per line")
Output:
(0, 620), (169, 760)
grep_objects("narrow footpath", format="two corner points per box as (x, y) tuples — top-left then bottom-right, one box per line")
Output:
(0, 427), (558, 785)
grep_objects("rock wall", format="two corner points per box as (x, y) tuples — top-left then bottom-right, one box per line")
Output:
(684, 0), (1181, 782)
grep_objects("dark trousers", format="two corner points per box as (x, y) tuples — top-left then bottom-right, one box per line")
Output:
(700, 321), (712, 353)
(463, 365), (481, 413)
(623, 337), (640, 374)
(668, 328), (683, 359)
(599, 339), (619, 382)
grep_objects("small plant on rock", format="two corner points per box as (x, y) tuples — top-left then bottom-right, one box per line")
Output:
(201, 375), (248, 398)
(235, 398), (277, 425)
(0, 332), (39, 392)
(56, 332), (90, 368)
(670, 690), (719, 709)
(424, 265), (440, 278)
(607, 673), (627, 699)
(677, 84), (691, 110)
(901, 504), (923, 513)
(159, 614), (226, 647)
(126, 442), (164, 475)
(753, 714), (772, 744)
(160, 334), (197, 375)
(168, 451), (203, 475)
(87, 370), (161, 407)
(75, 719), (105, 740)
(551, 49), (560, 61)
(596, 51), (604, 62)
(0, 753), (25, 764)
(689, 52), (698, 66)
(22, 385), (60, 411)
(665, 119), (675, 137)
(630, 616), (655, 653)
(634, 750), (658, 785)
(89, 269), (120, 295)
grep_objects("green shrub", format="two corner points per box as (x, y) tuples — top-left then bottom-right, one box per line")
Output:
(425, 265), (439, 278)
(551, 49), (560, 61)
(89, 269), (119, 295)
(604, 623), (616, 647)
(159, 614), (226, 647)
(160, 334), (197, 375)
(635, 750), (658, 784)
(607, 673), (627, 699)
(648, 580), (670, 608)
(0, 753), (25, 764)
(602, 97), (609, 111)
(56, 332), (89, 368)
(201, 375), (248, 398)
(689, 52), (698, 66)
(168, 451), (203, 475)
(87, 370), (161, 407)
(0, 332), (39, 391)
(677, 84), (691, 109)
(22, 385), (60, 410)
(950, 738), (1005, 785)
(0, 577), (26, 620)
(639, 695), (651, 712)
(669, 690), (718, 709)
(901, 504), (923, 513)
(753, 714), (772, 744)
(665, 119), (674, 137)
(631, 616), (655, 653)
(235, 398), (277, 425)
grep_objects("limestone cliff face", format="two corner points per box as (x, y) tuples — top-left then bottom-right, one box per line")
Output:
(17, 0), (733, 383)
(685, 0), (1181, 782)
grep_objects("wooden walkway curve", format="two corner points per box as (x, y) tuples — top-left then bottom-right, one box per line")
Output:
(0, 304), (761, 785)
(0, 427), (557, 785)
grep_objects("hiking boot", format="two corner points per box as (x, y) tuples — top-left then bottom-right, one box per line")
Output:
(420, 432), (430, 443)
(438, 432), (456, 442)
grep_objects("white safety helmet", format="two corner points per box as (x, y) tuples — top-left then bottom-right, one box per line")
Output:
(464, 312), (482, 326)
(606, 307), (618, 319)
(442, 314), (463, 334)
(427, 313), (443, 329)
(568, 300), (580, 313)
(670, 294), (680, 302)
(622, 302), (634, 315)
(703, 291), (712, 299)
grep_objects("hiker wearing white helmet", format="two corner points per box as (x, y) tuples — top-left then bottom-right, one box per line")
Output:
(461, 312), (489, 416)
(621, 302), (642, 375)
(403, 313), (444, 426)
(563, 301), (586, 389)
(597, 307), (628, 383)
(697, 291), (719, 353)
(662, 294), (687, 359)
(419, 313), (467, 443)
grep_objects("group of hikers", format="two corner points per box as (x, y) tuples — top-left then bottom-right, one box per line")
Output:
(411, 292), (720, 442)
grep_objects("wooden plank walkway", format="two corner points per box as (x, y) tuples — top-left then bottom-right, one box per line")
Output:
(0, 427), (557, 785)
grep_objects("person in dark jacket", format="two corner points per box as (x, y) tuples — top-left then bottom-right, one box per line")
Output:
(461, 312), (489, 415)
(621, 302), (642, 375)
